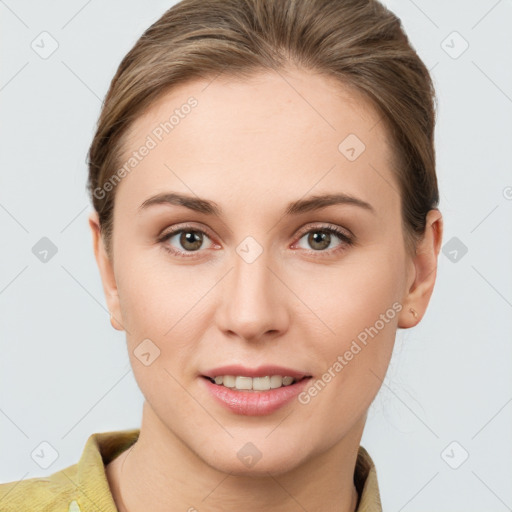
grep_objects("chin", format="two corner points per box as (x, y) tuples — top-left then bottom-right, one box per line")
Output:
(198, 439), (307, 477)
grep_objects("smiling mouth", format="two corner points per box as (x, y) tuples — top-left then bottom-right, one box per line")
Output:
(202, 375), (312, 392)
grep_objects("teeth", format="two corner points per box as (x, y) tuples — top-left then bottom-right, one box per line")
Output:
(209, 375), (298, 391)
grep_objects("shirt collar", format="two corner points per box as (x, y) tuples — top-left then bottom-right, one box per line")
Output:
(75, 428), (140, 512)
(353, 445), (383, 511)
(77, 429), (382, 511)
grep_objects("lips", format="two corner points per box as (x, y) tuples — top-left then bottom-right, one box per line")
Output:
(201, 373), (313, 415)
(201, 364), (312, 380)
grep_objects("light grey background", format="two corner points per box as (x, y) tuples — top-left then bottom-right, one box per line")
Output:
(1, 1), (511, 510)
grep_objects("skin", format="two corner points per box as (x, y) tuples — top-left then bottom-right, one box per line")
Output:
(89, 66), (443, 512)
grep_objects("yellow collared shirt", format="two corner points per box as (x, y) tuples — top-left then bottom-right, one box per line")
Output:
(0, 429), (382, 511)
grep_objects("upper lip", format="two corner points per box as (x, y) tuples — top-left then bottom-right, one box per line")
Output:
(202, 365), (312, 380)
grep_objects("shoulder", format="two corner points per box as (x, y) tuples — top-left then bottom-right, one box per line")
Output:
(0, 428), (139, 512)
(0, 462), (79, 510)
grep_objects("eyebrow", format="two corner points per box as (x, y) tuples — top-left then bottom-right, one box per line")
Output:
(138, 192), (375, 216)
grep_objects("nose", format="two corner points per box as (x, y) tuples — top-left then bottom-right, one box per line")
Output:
(215, 249), (290, 343)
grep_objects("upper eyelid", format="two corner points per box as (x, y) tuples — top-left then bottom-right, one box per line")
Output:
(160, 222), (352, 247)
(160, 222), (216, 241)
(294, 223), (352, 239)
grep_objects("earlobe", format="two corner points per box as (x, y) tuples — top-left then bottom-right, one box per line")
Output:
(88, 211), (126, 332)
(109, 310), (125, 331)
(398, 209), (444, 329)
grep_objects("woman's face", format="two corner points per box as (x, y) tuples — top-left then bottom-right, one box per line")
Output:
(91, 67), (441, 475)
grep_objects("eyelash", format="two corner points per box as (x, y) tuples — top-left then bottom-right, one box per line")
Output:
(157, 222), (354, 259)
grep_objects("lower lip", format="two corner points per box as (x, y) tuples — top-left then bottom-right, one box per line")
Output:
(200, 376), (312, 416)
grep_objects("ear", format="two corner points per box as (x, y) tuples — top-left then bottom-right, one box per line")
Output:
(398, 209), (443, 328)
(88, 210), (125, 331)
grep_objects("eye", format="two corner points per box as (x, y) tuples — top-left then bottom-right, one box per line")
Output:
(157, 222), (354, 258)
(158, 223), (216, 257)
(293, 224), (354, 254)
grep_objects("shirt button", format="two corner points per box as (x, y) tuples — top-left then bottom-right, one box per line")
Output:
(68, 500), (82, 512)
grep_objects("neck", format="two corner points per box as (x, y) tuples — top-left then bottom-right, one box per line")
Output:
(106, 402), (365, 512)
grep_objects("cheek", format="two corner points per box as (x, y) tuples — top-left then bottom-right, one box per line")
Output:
(300, 311), (397, 429)
(115, 254), (194, 332)
(304, 255), (402, 407)
(115, 259), (212, 374)
(323, 253), (402, 331)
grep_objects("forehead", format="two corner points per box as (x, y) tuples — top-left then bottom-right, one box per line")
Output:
(115, 67), (399, 220)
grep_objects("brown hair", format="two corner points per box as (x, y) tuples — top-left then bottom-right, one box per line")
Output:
(87, 0), (439, 259)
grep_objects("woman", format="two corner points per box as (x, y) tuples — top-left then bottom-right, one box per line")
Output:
(0, 0), (443, 510)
